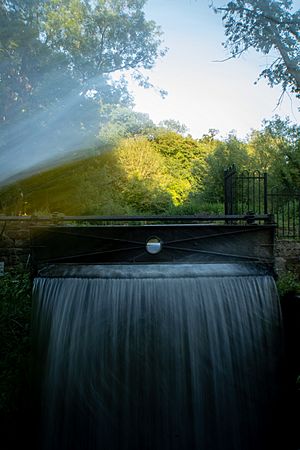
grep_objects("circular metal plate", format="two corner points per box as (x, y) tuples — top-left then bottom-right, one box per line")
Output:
(146, 237), (162, 255)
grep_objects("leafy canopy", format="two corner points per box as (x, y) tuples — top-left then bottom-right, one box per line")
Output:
(0, 0), (166, 123)
(1, 115), (299, 216)
(0, 0), (167, 182)
(212, 0), (300, 98)
(42, 0), (167, 82)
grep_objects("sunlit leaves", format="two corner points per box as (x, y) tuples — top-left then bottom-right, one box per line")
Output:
(112, 137), (172, 213)
(0, 0), (166, 125)
(42, 0), (166, 79)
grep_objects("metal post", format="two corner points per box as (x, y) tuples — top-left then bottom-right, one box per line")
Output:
(224, 169), (228, 216)
(263, 172), (268, 214)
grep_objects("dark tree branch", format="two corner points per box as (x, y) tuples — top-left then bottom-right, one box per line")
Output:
(213, 0), (300, 97)
(216, 4), (300, 40)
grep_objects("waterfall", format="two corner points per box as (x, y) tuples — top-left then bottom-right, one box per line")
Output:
(32, 263), (283, 450)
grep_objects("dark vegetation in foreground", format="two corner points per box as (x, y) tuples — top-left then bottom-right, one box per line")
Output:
(0, 271), (36, 450)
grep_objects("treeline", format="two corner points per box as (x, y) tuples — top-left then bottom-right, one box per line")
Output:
(1, 114), (299, 216)
(1, 0), (299, 217)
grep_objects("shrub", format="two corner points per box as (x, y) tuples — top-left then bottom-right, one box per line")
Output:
(0, 270), (33, 448)
(276, 271), (300, 298)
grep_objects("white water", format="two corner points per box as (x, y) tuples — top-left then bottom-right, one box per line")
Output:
(33, 263), (284, 450)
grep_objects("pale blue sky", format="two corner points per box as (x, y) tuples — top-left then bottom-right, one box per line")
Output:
(127, 0), (300, 139)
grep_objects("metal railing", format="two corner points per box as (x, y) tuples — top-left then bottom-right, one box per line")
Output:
(269, 187), (300, 239)
(224, 165), (268, 216)
(0, 213), (273, 224)
(224, 166), (300, 239)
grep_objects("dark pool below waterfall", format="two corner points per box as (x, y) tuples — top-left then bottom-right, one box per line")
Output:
(32, 263), (284, 450)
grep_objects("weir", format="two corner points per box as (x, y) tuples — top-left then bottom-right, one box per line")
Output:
(31, 222), (284, 450)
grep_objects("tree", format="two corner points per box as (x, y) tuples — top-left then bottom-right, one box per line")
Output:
(0, 0), (166, 123)
(98, 105), (156, 145)
(212, 0), (300, 99)
(42, 0), (167, 90)
(158, 119), (189, 135)
(254, 116), (300, 190)
(202, 133), (250, 201)
(0, 0), (166, 182)
(112, 137), (173, 213)
(152, 130), (211, 204)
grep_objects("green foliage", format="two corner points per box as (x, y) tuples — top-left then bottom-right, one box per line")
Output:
(248, 116), (300, 191)
(152, 130), (211, 203)
(98, 105), (156, 145)
(0, 0), (166, 123)
(199, 116), (300, 203)
(158, 119), (189, 135)
(0, 0), (166, 171)
(73, 137), (174, 214)
(213, 0), (300, 98)
(74, 153), (125, 215)
(276, 271), (300, 298)
(0, 271), (32, 415)
(167, 195), (224, 216)
(43, 0), (166, 79)
(202, 133), (250, 201)
(111, 137), (173, 213)
(0, 137), (174, 215)
(0, 115), (299, 218)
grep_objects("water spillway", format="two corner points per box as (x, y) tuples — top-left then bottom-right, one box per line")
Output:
(30, 224), (284, 450)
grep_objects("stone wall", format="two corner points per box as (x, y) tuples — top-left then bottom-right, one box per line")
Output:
(0, 221), (31, 268)
(275, 240), (300, 278)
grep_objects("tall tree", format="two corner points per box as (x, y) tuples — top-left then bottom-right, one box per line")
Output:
(42, 0), (166, 82)
(202, 133), (250, 201)
(211, 0), (300, 98)
(0, 0), (166, 182)
(0, 0), (166, 123)
(98, 105), (156, 144)
(255, 116), (300, 190)
(158, 119), (189, 135)
(152, 130), (211, 204)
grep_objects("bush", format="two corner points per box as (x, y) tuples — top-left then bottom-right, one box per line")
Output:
(276, 271), (300, 298)
(0, 271), (33, 448)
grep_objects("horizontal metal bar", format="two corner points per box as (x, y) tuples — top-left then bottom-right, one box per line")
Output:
(39, 245), (144, 263)
(0, 214), (274, 222)
(163, 244), (272, 263)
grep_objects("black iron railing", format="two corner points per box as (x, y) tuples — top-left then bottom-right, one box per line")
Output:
(224, 165), (268, 216)
(224, 166), (300, 239)
(269, 187), (300, 239)
(0, 213), (273, 224)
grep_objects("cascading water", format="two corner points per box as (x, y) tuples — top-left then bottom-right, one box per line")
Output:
(32, 263), (284, 450)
